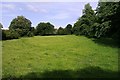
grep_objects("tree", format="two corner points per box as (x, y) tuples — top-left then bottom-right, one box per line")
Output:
(111, 2), (120, 41)
(0, 23), (3, 29)
(9, 16), (32, 37)
(65, 24), (72, 35)
(36, 22), (54, 35)
(72, 20), (81, 35)
(57, 27), (65, 35)
(95, 2), (120, 38)
(0, 23), (3, 40)
(73, 3), (96, 37)
(72, 1), (120, 40)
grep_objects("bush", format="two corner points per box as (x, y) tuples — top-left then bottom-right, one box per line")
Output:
(2, 30), (20, 40)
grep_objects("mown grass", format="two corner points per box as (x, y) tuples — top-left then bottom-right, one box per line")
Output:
(2, 35), (119, 78)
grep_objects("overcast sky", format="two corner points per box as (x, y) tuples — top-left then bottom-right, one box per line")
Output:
(0, 2), (98, 29)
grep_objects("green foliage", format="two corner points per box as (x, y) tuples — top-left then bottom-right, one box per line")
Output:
(90, 23), (100, 38)
(95, 2), (120, 38)
(73, 3), (96, 37)
(36, 22), (54, 35)
(2, 30), (20, 40)
(0, 23), (3, 40)
(57, 27), (66, 35)
(73, 2), (120, 40)
(9, 16), (32, 37)
(0, 23), (3, 29)
(29, 27), (36, 35)
(64, 24), (72, 34)
(27, 31), (34, 37)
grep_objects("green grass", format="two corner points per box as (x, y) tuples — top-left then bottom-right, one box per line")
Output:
(2, 35), (119, 78)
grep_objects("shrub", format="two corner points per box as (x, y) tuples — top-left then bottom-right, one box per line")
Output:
(2, 30), (20, 40)
(27, 31), (34, 37)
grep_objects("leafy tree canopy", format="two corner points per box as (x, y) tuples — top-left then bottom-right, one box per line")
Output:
(65, 24), (72, 34)
(9, 16), (32, 36)
(36, 22), (54, 35)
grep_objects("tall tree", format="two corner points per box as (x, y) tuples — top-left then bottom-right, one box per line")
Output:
(96, 2), (120, 38)
(73, 3), (96, 37)
(9, 16), (32, 37)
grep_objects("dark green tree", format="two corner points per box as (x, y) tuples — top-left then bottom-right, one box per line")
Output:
(95, 2), (120, 38)
(36, 22), (54, 35)
(65, 24), (72, 35)
(0, 23), (3, 40)
(0, 23), (3, 29)
(73, 1), (120, 40)
(9, 16), (32, 37)
(57, 27), (65, 35)
(73, 3), (96, 37)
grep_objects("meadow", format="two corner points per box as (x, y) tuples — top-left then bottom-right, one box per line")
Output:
(2, 35), (119, 78)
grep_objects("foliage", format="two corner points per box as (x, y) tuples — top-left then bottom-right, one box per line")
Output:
(64, 24), (72, 35)
(29, 27), (36, 35)
(57, 27), (66, 35)
(73, 3), (96, 37)
(9, 16), (32, 37)
(2, 30), (20, 40)
(0, 23), (3, 29)
(27, 31), (34, 37)
(95, 2), (120, 38)
(0, 23), (3, 40)
(36, 22), (54, 36)
(73, 2), (120, 40)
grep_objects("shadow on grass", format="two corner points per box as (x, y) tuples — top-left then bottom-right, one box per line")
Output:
(2, 66), (119, 80)
(92, 38), (119, 48)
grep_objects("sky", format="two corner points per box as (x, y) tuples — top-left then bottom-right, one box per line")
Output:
(0, 1), (98, 29)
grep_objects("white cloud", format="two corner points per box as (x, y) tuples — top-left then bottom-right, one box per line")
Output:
(48, 13), (70, 20)
(26, 4), (48, 13)
(26, 4), (39, 12)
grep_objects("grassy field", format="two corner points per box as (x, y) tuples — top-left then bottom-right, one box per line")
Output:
(2, 35), (119, 78)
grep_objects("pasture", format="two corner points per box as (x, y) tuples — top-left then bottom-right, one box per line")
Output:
(2, 35), (119, 78)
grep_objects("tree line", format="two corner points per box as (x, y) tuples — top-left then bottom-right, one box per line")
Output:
(0, 1), (120, 41)
(73, 1), (120, 41)
(0, 15), (72, 40)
